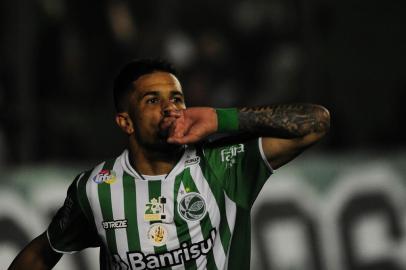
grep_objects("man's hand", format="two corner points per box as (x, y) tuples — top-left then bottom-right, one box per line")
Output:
(165, 107), (218, 144)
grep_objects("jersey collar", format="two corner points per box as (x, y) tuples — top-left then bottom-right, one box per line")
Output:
(120, 146), (194, 181)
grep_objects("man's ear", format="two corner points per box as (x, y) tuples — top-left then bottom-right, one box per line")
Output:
(115, 112), (134, 135)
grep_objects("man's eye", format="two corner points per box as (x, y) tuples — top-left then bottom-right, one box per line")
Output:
(146, 98), (159, 104)
(171, 97), (183, 103)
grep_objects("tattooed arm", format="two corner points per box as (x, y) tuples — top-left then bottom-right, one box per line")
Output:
(239, 104), (330, 169)
(166, 104), (330, 169)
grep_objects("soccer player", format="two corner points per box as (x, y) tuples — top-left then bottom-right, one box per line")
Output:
(9, 59), (330, 270)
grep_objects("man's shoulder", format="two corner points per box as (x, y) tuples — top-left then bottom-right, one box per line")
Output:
(74, 151), (125, 187)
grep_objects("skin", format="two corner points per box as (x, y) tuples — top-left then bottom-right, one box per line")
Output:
(9, 71), (330, 269)
(115, 71), (330, 172)
(8, 233), (62, 270)
(115, 71), (187, 175)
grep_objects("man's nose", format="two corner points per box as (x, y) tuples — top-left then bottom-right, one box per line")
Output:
(161, 101), (178, 116)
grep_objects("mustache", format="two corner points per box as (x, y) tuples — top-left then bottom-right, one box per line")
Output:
(158, 114), (178, 139)
(158, 128), (169, 139)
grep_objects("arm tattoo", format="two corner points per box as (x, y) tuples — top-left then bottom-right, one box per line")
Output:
(238, 104), (330, 138)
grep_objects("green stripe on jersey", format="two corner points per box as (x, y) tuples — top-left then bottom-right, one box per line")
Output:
(76, 171), (95, 225)
(182, 168), (218, 270)
(122, 171), (140, 252)
(173, 170), (197, 270)
(97, 159), (117, 254)
(226, 208), (251, 270)
(197, 150), (233, 255)
(148, 180), (168, 256)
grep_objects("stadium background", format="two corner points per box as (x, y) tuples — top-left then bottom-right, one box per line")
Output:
(1, 0), (406, 269)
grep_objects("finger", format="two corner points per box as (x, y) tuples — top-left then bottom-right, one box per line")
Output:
(163, 110), (182, 118)
(159, 116), (177, 130)
(168, 112), (186, 137)
(172, 119), (185, 138)
(167, 133), (200, 145)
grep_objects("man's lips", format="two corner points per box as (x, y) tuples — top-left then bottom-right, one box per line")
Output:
(158, 116), (177, 138)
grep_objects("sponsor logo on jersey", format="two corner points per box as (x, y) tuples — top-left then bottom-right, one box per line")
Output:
(126, 228), (216, 270)
(178, 192), (207, 222)
(92, 169), (117, 184)
(220, 144), (245, 167)
(147, 223), (168, 246)
(185, 156), (200, 167)
(102, 219), (128, 230)
(144, 196), (167, 222)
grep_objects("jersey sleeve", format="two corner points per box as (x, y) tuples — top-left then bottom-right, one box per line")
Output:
(47, 173), (100, 253)
(203, 137), (273, 209)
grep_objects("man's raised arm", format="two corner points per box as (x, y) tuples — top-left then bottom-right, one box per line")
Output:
(166, 104), (330, 169)
(238, 104), (330, 169)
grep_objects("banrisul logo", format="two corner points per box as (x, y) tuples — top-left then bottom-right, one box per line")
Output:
(178, 192), (207, 221)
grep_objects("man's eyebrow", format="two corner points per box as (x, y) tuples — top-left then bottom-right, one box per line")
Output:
(141, 90), (183, 98)
(170, 90), (184, 96)
(141, 91), (159, 98)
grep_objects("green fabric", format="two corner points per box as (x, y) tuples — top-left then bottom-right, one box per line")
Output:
(173, 171), (198, 270)
(215, 108), (239, 132)
(47, 173), (100, 252)
(48, 139), (272, 269)
(181, 168), (218, 270)
(202, 139), (273, 270)
(226, 207), (252, 270)
(203, 139), (272, 209)
(196, 148), (232, 255)
(97, 159), (117, 254)
(77, 170), (95, 225)
(123, 171), (141, 251)
(148, 180), (168, 255)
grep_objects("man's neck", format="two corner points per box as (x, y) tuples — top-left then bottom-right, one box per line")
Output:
(128, 139), (184, 176)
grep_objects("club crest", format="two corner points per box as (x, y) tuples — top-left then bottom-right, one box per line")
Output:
(177, 192), (207, 222)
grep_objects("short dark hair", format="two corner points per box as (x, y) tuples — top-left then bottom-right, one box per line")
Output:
(113, 58), (177, 112)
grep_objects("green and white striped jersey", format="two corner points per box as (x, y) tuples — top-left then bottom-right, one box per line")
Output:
(47, 138), (272, 270)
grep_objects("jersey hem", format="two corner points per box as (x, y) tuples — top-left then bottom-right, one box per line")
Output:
(46, 230), (80, 254)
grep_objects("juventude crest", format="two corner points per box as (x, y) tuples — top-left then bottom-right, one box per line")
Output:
(177, 192), (207, 221)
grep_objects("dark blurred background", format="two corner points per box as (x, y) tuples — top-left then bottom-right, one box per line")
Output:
(2, 1), (406, 270)
(1, 0), (405, 165)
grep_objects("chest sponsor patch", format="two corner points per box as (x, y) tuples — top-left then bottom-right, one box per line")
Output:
(147, 223), (168, 246)
(102, 219), (128, 230)
(144, 196), (167, 222)
(126, 228), (217, 270)
(185, 156), (200, 167)
(220, 144), (245, 168)
(93, 169), (117, 184)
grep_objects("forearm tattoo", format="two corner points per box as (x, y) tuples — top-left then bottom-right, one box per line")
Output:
(238, 104), (330, 138)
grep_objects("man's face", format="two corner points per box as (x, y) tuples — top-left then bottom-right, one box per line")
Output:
(127, 71), (186, 149)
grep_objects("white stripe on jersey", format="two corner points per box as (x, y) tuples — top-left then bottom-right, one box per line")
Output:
(110, 158), (129, 257)
(179, 182), (206, 270)
(224, 192), (237, 236)
(86, 162), (108, 246)
(160, 178), (181, 252)
(223, 191), (237, 270)
(189, 164), (225, 270)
